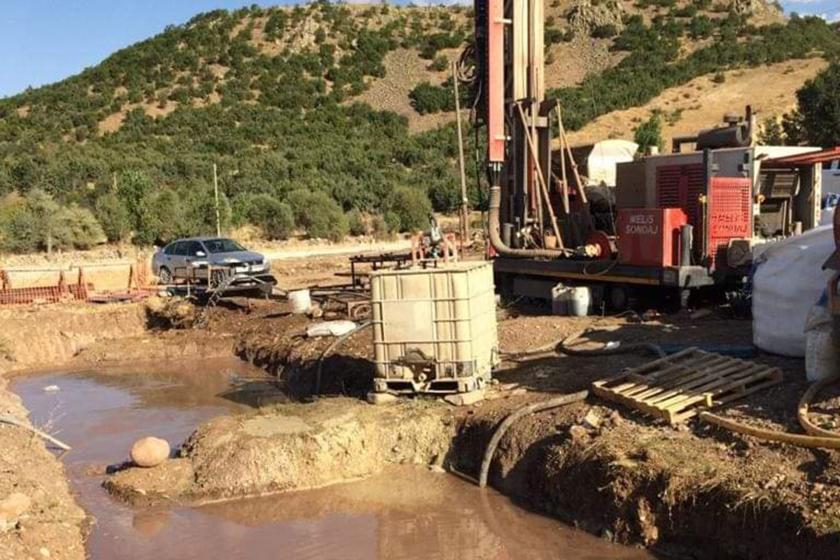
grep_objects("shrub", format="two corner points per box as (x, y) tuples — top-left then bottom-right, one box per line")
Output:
(51, 205), (107, 250)
(94, 192), (132, 242)
(136, 190), (184, 245)
(429, 55), (449, 72)
(409, 81), (453, 114)
(544, 27), (566, 46)
(0, 196), (38, 253)
(371, 213), (392, 240)
(634, 114), (663, 154)
(389, 186), (432, 233)
(287, 189), (348, 241)
(0, 190), (105, 252)
(244, 194), (295, 239)
(383, 211), (401, 234)
(347, 208), (367, 236)
(591, 24), (618, 39)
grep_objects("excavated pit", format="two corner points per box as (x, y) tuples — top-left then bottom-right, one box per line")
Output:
(11, 358), (652, 560)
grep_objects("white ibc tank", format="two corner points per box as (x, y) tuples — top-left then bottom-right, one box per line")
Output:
(752, 226), (836, 357)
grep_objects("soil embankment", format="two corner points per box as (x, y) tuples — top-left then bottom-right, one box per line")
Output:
(4, 291), (840, 559)
(0, 304), (147, 560)
(223, 307), (840, 559)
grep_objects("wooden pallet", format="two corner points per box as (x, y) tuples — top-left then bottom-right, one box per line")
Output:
(591, 348), (783, 425)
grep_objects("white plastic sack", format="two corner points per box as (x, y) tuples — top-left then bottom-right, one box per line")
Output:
(804, 296), (840, 381)
(752, 226), (836, 357)
(306, 320), (357, 338)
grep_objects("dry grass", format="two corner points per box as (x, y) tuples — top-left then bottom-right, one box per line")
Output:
(567, 57), (829, 148)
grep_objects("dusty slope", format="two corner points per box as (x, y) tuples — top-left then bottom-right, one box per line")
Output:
(567, 57), (828, 147)
(355, 48), (460, 133)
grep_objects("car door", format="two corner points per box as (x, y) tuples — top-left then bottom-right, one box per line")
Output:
(183, 241), (207, 277)
(168, 241), (189, 279)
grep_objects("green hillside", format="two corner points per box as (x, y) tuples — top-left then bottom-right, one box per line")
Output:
(0, 0), (837, 252)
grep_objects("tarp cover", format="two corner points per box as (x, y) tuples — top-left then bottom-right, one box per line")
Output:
(586, 139), (638, 187)
(753, 226), (836, 357)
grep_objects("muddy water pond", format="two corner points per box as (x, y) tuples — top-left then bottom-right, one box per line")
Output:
(14, 359), (653, 560)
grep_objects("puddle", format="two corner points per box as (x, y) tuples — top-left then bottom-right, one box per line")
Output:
(13, 359), (653, 560)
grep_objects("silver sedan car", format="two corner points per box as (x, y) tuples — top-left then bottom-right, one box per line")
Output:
(151, 237), (275, 291)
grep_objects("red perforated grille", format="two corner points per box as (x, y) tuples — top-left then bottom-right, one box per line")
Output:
(707, 177), (752, 268)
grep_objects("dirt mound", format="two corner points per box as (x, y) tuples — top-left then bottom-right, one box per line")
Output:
(145, 296), (197, 330)
(105, 398), (455, 504)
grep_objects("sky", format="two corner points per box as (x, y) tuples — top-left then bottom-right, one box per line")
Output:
(0, 0), (837, 99)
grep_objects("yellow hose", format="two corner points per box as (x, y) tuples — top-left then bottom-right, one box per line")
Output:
(700, 375), (840, 450)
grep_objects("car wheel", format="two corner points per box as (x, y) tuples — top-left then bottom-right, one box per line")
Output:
(158, 267), (172, 285)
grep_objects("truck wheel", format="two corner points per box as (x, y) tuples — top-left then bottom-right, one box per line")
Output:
(158, 267), (172, 285)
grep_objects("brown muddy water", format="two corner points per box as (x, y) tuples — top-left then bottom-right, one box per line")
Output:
(13, 359), (654, 560)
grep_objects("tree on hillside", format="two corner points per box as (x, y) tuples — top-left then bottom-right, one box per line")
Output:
(287, 190), (348, 242)
(795, 62), (840, 147)
(634, 114), (663, 155)
(94, 192), (132, 242)
(241, 194), (295, 240)
(389, 186), (432, 233)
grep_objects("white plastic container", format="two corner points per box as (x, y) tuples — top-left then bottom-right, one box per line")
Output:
(552, 283), (570, 315)
(288, 289), (312, 314)
(370, 262), (498, 394)
(567, 286), (591, 317)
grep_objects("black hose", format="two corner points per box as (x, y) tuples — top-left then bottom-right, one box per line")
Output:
(558, 328), (666, 359)
(314, 321), (373, 395)
(478, 390), (589, 488)
(487, 185), (572, 259)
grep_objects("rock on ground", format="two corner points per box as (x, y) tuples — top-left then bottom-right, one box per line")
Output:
(130, 437), (170, 468)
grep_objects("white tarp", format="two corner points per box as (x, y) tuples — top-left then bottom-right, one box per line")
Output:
(586, 139), (638, 187)
(752, 226), (836, 357)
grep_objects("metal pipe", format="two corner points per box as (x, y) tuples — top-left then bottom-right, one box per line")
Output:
(488, 184), (570, 258)
(680, 224), (693, 267)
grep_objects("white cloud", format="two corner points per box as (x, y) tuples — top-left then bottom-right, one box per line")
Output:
(785, 0), (823, 4)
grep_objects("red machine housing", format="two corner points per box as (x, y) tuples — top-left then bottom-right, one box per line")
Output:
(705, 176), (753, 268)
(655, 164), (752, 270)
(617, 208), (688, 267)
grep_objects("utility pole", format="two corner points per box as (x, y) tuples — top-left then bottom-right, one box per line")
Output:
(452, 61), (470, 248)
(213, 163), (221, 237)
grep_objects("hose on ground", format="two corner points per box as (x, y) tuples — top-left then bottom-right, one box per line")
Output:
(797, 374), (840, 439)
(699, 411), (840, 450)
(478, 390), (589, 488)
(699, 374), (840, 450)
(0, 414), (72, 451)
(558, 328), (667, 359)
(314, 321), (373, 395)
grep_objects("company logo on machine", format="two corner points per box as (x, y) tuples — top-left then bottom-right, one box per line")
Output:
(623, 213), (660, 235)
(710, 212), (750, 236)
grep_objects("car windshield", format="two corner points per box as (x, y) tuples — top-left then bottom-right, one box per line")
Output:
(203, 238), (246, 254)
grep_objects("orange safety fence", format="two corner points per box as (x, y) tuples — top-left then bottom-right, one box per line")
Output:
(0, 258), (154, 306)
